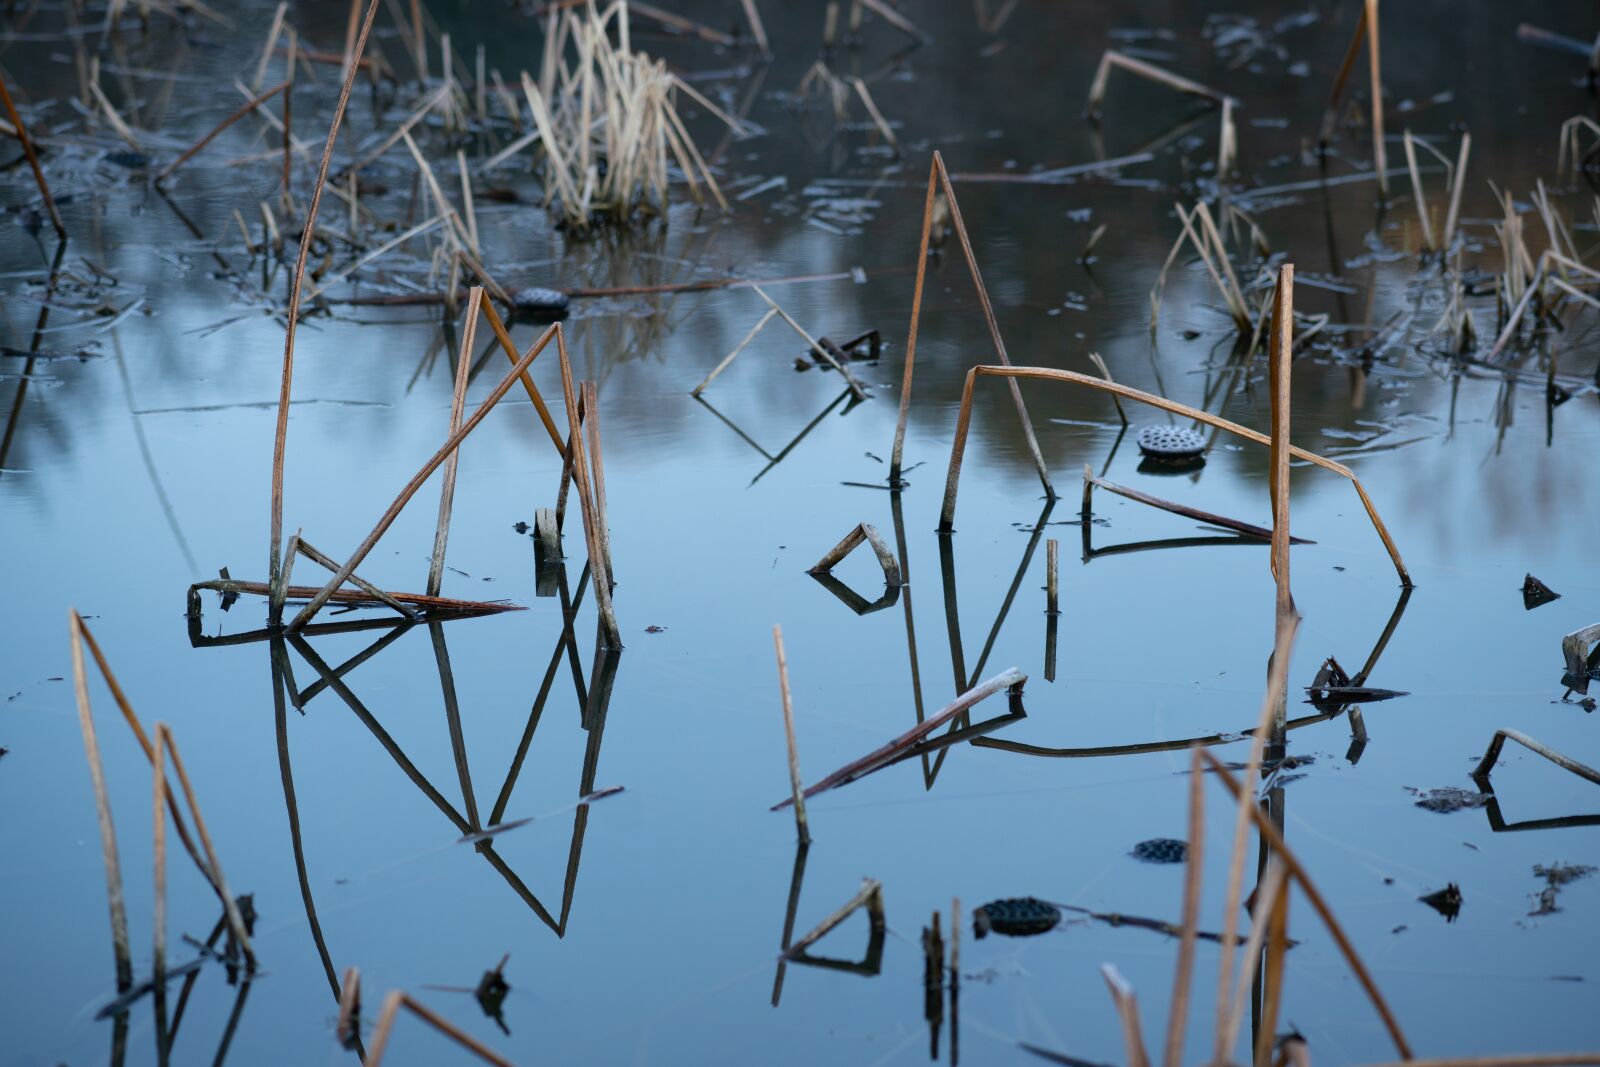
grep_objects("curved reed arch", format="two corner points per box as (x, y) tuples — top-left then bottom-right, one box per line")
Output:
(938, 365), (1411, 587)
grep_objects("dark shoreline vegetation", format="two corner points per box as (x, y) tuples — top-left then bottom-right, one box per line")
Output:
(3, 1), (1600, 1064)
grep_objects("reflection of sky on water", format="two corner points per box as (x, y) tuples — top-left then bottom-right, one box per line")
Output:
(3, 1), (1599, 1063)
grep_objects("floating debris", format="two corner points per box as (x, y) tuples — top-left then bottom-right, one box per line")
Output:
(1408, 787), (1489, 814)
(1523, 574), (1561, 610)
(104, 150), (150, 170)
(475, 955), (511, 1033)
(511, 287), (571, 320)
(1418, 883), (1463, 922)
(1130, 838), (1188, 864)
(973, 897), (1061, 939)
(1529, 863), (1595, 916)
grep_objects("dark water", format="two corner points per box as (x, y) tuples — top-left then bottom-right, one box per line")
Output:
(3, 2), (1599, 1064)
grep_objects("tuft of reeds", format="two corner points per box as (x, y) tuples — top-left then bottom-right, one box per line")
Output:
(937, 365), (1411, 586)
(1151, 201), (1253, 336)
(772, 625), (810, 844)
(513, 4), (742, 230)
(0, 72), (66, 239)
(889, 151), (1054, 496)
(1402, 131), (1471, 254)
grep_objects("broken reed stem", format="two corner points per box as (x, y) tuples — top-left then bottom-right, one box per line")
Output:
(1087, 352), (1128, 425)
(157, 724), (255, 969)
(1218, 859), (1289, 1057)
(193, 578), (520, 617)
(1442, 133), (1471, 250)
(1161, 747), (1206, 1067)
(582, 381), (614, 581)
(337, 967), (361, 1047)
(1211, 608), (1297, 1067)
(938, 366), (1411, 587)
(1256, 877), (1291, 1067)
(554, 329), (622, 649)
(152, 724), (168, 989)
(690, 308), (776, 396)
(1365, 0), (1388, 197)
(286, 327), (555, 630)
(1101, 964), (1151, 1067)
(849, 77), (899, 153)
(888, 159), (939, 486)
(1202, 750), (1412, 1060)
(739, 0), (771, 57)
(269, 0), (382, 620)
(427, 287), (483, 598)
(1046, 539), (1059, 616)
(1472, 728), (1600, 784)
(773, 625), (810, 844)
(751, 285), (869, 401)
(294, 537), (417, 621)
(479, 299), (567, 457)
(890, 152), (1054, 497)
(69, 610), (133, 992)
(156, 80), (289, 183)
(1269, 264), (1294, 614)
(1082, 472), (1314, 544)
(807, 523), (902, 586)
(786, 879), (885, 957)
(775, 669), (1024, 808)
(1320, 0), (1367, 146)
(1086, 50), (1232, 118)
(365, 991), (517, 1066)
(0, 71), (66, 239)
(1403, 133), (1434, 252)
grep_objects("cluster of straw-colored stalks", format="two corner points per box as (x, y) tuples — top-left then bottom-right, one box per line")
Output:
(517, 2), (743, 230)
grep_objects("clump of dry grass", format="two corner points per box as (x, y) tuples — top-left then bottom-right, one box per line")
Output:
(518, 2), (743, 231)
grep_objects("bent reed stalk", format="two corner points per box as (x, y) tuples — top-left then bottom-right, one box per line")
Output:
(937, 365), (1411, 587)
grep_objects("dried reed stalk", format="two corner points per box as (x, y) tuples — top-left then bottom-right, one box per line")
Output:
(1082, 468), (1312, 544)
(479, 299), (567, 456)
(156, 81), (289, 183)
(1201, 751), (1412, 1059)
(751, 285), (869, 401)
(1471, 728), (1600, 785)
(0, 72), (66, 238)
(1045, 538), (1059, 616)
(157, 723), (255, 968)
(856, 0), (929, 43)
(152, 725), (168, 988)
(807, 523), (902, 587)
(192, 578), (520, 616)
(69, 610), (133, 992)
(286, 328), (554, 630)
(1085, 50), (1233, 118)
(294, 537), (419, 621)
(774, 669), (1024, 808)
(365, 991), (516, 1065)
(337, 967), (361, 1047)
(1101, 964), (1151, 1067)
(690, 308), (776, 396)
(938, 366), (1411, 586)
(427, 287), (483, 597)
(1255, 877), (1291, 1067)
(888, 152), (1054, 496)
(269, 0), (382, 619)
(1160, 747), (1206, 1067)
(785, 879), (885, 957)
(1217, 859), (1288, 1057)
(554, 329), (622, 648)
(1086, 353), (1127, 425)
(1366, 0), (1388, 196)
(740, 0), (771, 57)
(773, 625), (811, 844)
(581, 381), (614, 580)
(1269, 264), (1294, 614)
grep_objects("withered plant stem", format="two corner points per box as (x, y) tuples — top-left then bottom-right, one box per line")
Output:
(69, 609), (133, 992)
(1160, 747), (1206, 1067)
(269, 0), (382, 620)
(0, 72), (66, 238)
(156, 80), (289, 183)
(938, 366), (1410, 586)
(427, 288), (483, 597)
(1269, 264), (1295, 614)
(773, 625), (810, 844)
(286, 328), (553, 630)
(1202, 751), (1412, 1060)
(365, 991), (516, 1065)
